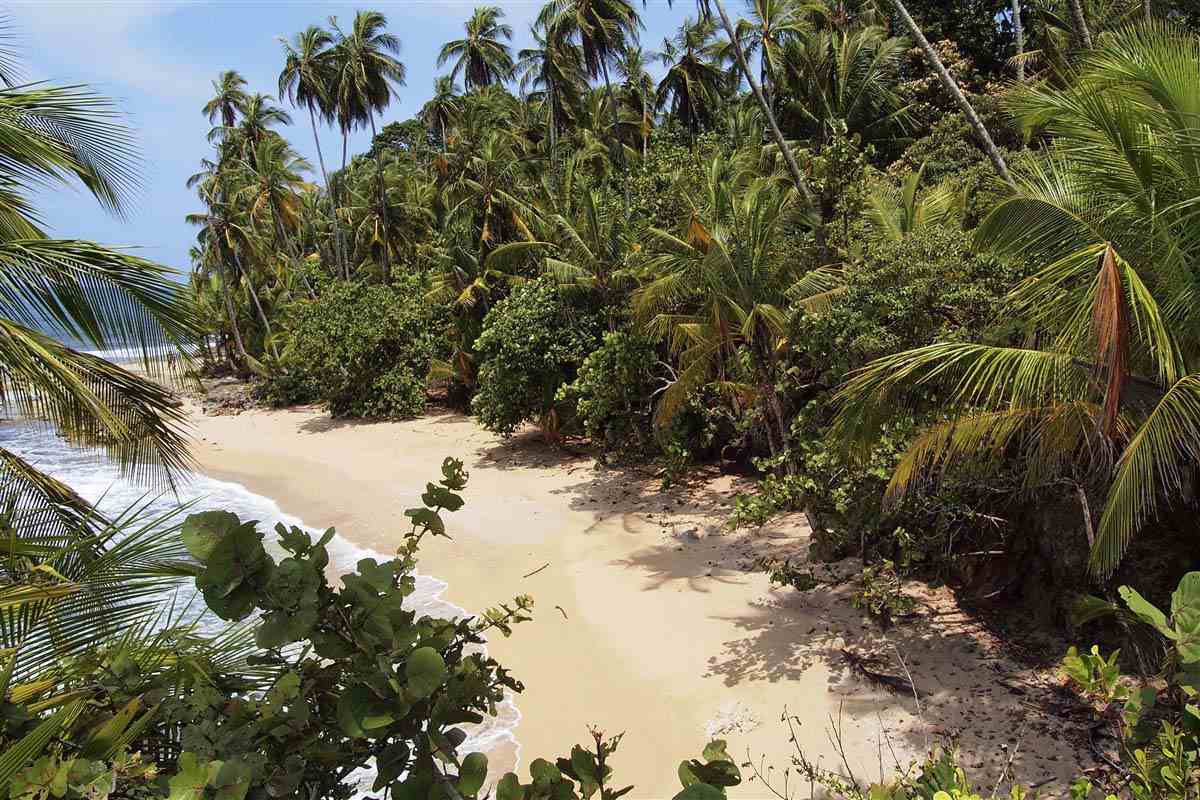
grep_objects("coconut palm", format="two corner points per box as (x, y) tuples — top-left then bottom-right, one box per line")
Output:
(864, 163), (961, 242)
(278, 24), (347, 276)
(421, 76), (463, 153)
(0, 68), (199, 494)
(541, 0), (643, 212)
(517, 22), (586, 164)
(655, 17), (726, 140)
(614, 45), (655, 157)
(833, 24), (1200, 578)
(438, 6), (516, 92)
(634, 177), (834, 457)
(735, 0), (815, 112)
(328, 9), (407, 280)
(202, 69), (248, 129)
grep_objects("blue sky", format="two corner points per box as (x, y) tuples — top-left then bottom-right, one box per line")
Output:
(17, 1), (686, 279)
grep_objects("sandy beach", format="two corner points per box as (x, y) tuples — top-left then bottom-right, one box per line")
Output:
(187, 402), (1089, 798)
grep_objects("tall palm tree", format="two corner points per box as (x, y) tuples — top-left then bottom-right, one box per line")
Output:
(438, 6), (516, 92)
(278, 24), (347, 277)
(615, 45), (655, 157)
(543, 0), (643, 213)
(233, 93), (292, 169)
(517, 20), (586, 166)
(735, 0), (814, 112)
(421, 76), (463, 153)
(329, 10), (407, 281)
(833, 24), (1200, 578)
(202, 69), (248, 129)
(655, 18), (726, 140)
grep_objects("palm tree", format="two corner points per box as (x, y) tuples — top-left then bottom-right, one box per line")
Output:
(864, 163), (960, 242)
(543, 0), (643, 213)
(517, 21), (586, 166)
(202, 69), (248, 129)
(329, 10), (407, 281)
(655, 18), (726, 141)
(421, 76), (463, 153)
(634, 177), (828, 457)
(0, 69), (199, 493)
(438, 6), (516, 92)
(543, 185), (634, 330)
(735, 0), (814, 112)
(615, 45), (655, 157)
(833, 24), (1200, 578)
(278, 24), (347, 277)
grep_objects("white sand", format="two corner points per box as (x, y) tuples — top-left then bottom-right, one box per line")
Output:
(187, 404), (1087, 798)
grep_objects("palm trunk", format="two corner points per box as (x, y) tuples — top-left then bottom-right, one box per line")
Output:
(218, 257), (248, 367)
(368, 112), (391, 282)
(340, 129), (351, 280)
(889, 0), (1016, 188)
(709, 0), (816, 212)
(1067, 0), (1094, 49)
(600, 60), (631, 216)
(710, 0), (828, 260)
(308, 105), (345, 280)
(1143, 0), (1152, 22)
(232, 248), (277, 359)
(1012, 0), (1025, 83)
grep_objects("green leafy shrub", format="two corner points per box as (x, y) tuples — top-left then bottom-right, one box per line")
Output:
(472, 278), (604, 436)
(263, 279), (446, 419)
(558, 331), (661, 457)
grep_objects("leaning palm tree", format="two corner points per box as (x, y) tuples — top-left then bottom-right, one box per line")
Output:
(278, 24), (347, 277)
(438, 6), (516, 92)
(328, 9), (407, 281)
(0, 60), (199, 493)
(833, 24), (1200, 578)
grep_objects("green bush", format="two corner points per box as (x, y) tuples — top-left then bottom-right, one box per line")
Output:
(472, 279), (604, 436)
(265, 279), (446, 419)
(558, 331), (661, 457)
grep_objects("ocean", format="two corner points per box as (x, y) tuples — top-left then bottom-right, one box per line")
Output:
(0, 419), (521, 793)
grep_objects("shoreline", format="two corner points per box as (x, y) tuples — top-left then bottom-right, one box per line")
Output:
(187, 401), (1090, 798)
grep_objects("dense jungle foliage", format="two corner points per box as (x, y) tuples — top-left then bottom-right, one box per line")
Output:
(4, 0), (1200, 797)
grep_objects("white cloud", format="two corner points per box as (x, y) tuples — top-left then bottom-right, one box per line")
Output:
(13, 1), (210, 101)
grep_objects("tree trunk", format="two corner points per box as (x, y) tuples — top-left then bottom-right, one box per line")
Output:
(600, 60), (631, 216)
(232, 248), (277, 360)
(1143, 0), (1152, 22)
(1067, 0), (1094, 49)
(1012, 0), (1025, 83)
(889, 0), (1017, 188)
(308, 105), (345, 280)
(340, 130), (351, 280)
(218, 255), (248, 367)
(709, 0), (827, 259)
(369, 113), (391, 282)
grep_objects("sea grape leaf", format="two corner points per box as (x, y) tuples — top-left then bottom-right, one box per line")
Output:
(702, 740), (731, 764)
(672, 783), (726, 800)
(685, 760), (740, 788)
(497, 773), (525, 800)
(405, 647), (447, 699)
(457, 752), (488, 797)
(530, 759), (561, 786)
(337, 685), (395, 739)
(405, 507), (445, 537)
(182, 511), (243, 562)
(212, 760), (253, 800)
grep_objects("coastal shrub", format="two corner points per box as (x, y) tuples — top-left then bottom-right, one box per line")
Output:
(558, 331), (661, 457)
(265, 279), (446, 419)
(472, 278), (604, 436)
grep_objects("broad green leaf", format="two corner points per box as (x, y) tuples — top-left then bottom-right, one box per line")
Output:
(337, 685), (395, 738)
(1119, 586), (1173, 638)
(672, 783), (726, 800)
(497, 773), (525, 800)
(181, 511), (242, 562)
(457, 752), (488, 797)
(1172, 572), (1200, 662)
(405, 647), (447, 699)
